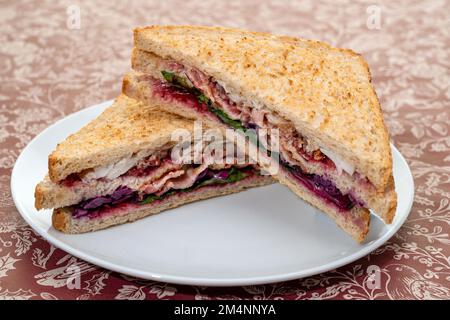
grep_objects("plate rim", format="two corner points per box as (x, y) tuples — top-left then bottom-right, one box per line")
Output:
(10, 100), (415, 286)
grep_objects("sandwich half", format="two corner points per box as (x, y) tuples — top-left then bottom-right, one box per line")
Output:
(35, 95), (273, 233)
(124, 25), (398, 242)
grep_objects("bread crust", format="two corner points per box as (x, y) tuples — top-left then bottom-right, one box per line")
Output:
(34, 182), (46, 210)
(52, 208), (70, 232)
(378, 174), (397, 224)
(133, 25), (393, 192)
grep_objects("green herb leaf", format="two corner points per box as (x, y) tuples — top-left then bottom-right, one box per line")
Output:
(161, 70), (175, 83)
(197, 93), (210, 105)
(140, 194), (161, 205)
(174, 75), (190, 88)
(161, 70), (192, 89)
(162, 70), (245, 130)
(162, 69), (213, 108)
(208, 106), (246, 131)
(225, 167), (246, 183)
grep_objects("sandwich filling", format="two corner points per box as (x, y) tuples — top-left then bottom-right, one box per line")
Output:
(70, 166), (258, 220)
(131, 60), (375, 215)
(60, 149), (262, 220)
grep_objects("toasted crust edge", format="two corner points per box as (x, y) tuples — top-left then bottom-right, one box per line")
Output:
(48, 152), (64, 183)
(379, 174), (397, 224)
(53, 208), (70, 232)
(34, 182), (45, 210)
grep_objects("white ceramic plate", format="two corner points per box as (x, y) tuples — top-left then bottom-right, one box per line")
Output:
(11, 100), (414, 286)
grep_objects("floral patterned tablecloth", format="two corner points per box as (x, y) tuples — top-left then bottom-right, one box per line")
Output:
(0, 0), (449, 300)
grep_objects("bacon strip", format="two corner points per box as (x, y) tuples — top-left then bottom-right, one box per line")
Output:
(161, 62), (328, 170)
(140, 169), (185, 194)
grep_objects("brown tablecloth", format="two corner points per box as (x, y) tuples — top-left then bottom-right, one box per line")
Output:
(1, 0), (449, 300)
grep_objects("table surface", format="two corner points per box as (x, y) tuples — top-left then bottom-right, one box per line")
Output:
(1, 0), (449, 300)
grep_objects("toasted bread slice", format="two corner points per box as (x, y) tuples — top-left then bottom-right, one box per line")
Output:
(133, 25), (393, 192)
(48, 94), (195, 182)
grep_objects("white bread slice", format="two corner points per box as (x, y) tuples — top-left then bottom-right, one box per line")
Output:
(52, 174), (273, 233)
(123, 70), (396, 224)
(133, 26), (393, 193)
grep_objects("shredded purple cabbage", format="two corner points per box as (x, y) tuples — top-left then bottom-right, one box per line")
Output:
(195, 168), (230, 183)
(195, 168), (208, 181)
(82, 196), (110, 209)
(212, 170), (230, 180)
(72, 208), (88, 218)
(73, 186), (135, 218)
(111, 186), (134, 199)
(285, 163), (355, 211)
(71, 168), (251, 219)
(245, 122), (258, 130)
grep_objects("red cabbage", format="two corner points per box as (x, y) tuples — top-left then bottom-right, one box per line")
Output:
(73, 186), (135, 218)
(285, 163), (355, 211)
(71, 168), (251, 219)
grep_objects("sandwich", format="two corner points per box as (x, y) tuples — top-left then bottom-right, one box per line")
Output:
(34, 94), (273, 233)
(123, 25), (397, 242)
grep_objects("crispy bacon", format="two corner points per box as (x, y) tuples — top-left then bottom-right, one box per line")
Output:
(126, 156), (179, 177)
(140, 169), (185, 194)
(155, 163), (209, 196)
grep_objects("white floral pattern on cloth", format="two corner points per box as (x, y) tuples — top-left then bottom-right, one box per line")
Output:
(0, 0), (449, 300)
